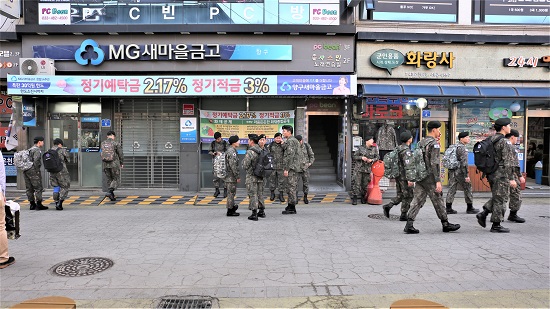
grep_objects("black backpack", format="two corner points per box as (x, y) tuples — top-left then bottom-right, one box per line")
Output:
(42, 149), (64, 173)
(253, 148), (275, 178)
(473, 135), (504, 176)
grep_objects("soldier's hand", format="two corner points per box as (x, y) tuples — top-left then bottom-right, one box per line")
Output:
(519, 176), (525, 184)
(510, 180), (517, 188)
(407, 181), (414, 187)
(465, 177), (470, 183)
(121, 165), (124, 169)
(284, 170), (289, 177)
(237, 178), (241, 183)
(435, 182), (442, 193)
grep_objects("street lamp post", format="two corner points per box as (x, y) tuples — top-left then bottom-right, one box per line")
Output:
(416, 98), (428, 139)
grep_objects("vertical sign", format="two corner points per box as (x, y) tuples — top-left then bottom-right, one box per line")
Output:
(180, 117), (197, 143)
(183, 104), (194, 116)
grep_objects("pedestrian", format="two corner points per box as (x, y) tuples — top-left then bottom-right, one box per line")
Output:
(281, 125), (300, 214)
(257, 134), (268, 209)
(505, 129), (526, 223)
(209, 132), (228, 198)
(404, 121), (460, 234)
(101, 131), (124, 201)
(296, 135), (315, 204)
(24, 136), (47, 210)
(0, 150), (15, 269)
(225, 135), (241, 217)
(445, 131), (479, 214)
(242, 134), (265, 221)
(476, 118), (516, 233)
(351, 135), (379, 205)
(49, 138), (70, 211)
(268, 132), (287, 203)
(382, 130), (414, 221)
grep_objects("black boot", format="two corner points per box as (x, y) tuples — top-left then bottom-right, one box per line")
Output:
(226, 206), (240, 217)
(214, 188), (220, 198)
(258, 209), (266, 218)
(278, 192), (285, 203)
(248, 209), (258, 221)
(223, 188), (227, 198)
(361, 194), (367, 204)
(442, 221), (460, 232)
(399, 212), (408, 221)
(29, 201), (37, 211)
(404, 219), (419, 234)
(508, 210), (525, 223)
(56, 200), (64, 211)
(490, 222), (510, 233)
(382, 202), (392, 218)
(466, 203), (479, 214)
(446, 203), (457, 214)
(303, 194), (309, 204)
(108, 189), (116, 201)
(352, 195), (357, 205)
(282, 204), (297, 215)
(36, 200), (48, 210)
(476, 209), (489, 228)
(270, 190), (275, 201)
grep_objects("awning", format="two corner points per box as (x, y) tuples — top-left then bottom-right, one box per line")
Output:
(361, 84), (550, 98)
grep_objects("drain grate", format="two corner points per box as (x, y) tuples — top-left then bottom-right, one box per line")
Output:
(50, 257), (114, 277)
(368, 213), (400, 221)
(156, 296), (214, 309)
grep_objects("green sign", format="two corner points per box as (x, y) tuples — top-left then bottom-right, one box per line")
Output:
(370, 49), (405, 75)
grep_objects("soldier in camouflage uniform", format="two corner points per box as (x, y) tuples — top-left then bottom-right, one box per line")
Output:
(225, 135), (241, 217)
(296, 135), (315, 204)
(25, 136), (47, 210)
(49, 139), (70, 211)
(209, 132), (228, 198)
(351, 135), (379, 205)
(282, 125), (300, 214)
(475, 118), (516, 233)
(242, 134), (266, 221)
(102, 131), (124, 201)
(257, 134), (268, 209)
(505, 129), (525, 223)
(404, 121), (461, 234)
(445, 131), (478, 214)
(383, 131), (414, 221)
(268, 133), (287, 202)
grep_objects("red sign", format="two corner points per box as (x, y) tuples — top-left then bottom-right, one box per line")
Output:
(0, 126), (9, 148)
(183, 104), (194, 116)
(362, 104), (403, 119)
(0, 95), (13, 114)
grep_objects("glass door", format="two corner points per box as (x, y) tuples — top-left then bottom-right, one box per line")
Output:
(80, 115), (102, 187)
(49, 114), (79, 186)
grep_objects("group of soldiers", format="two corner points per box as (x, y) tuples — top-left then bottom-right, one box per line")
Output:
(210, 125), (315, 221)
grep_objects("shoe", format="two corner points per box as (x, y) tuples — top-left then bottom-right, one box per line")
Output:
(36, 201), (48, 211)
(106, 190), (116, 201)
(352, 195), (357, 205)
(446, 203), (457, 214)
(0, 257), (15, 269)
(282, 204), (297, 215)
(490, 224), (510, 233)
(29, 201), (37, 211)
(466, 203), (479, 214)
(303, 194), (309, 204)
(55, 200), (64, 211)
(278, 192), (285, 203)
(248, 210), (258, 221)
(214, 188), (220, 198)
(223, 188), (228, 198)
(361, 195), (367, 204)
(226, 207), (240, 217)
(404, 219), (419, 234)
(476, 210), (489, 228)
(399, 213), (408, 221)
(270, 191), (275, 201)
(507, 211), (525, 223)
(258, 209), (266, 218)
(382, 203), (392, 218)
(442, 222), (461, 232)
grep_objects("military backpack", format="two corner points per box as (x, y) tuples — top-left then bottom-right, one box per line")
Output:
(252, 148), (275, 179)
(14, 149), (34, 171)
(442, 144), (460, 170)
(404, 143), (430, 182)
(42, 148), (64, 173)
(383, 149), (400, 179)
(213, 153), (227, 179)
(473, 135), (504, 176)
(100, 140), (116, 162)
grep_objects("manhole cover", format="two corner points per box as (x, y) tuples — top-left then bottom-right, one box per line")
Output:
(368, 213), (400, 221)
(50, 257), (114, 277)
(540, 216), (550, 219)
(156, 296), (215, 309)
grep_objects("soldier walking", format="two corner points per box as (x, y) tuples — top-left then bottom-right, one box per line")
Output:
(225, 135), (241, 217)
(209, 132), (228, 198)
(242, 134), (266, 221)
(49, 139), (70, 211)
(296, 135), (315, 204)
(383, 131), (414, 221)
(24, 136), (47, 210)
(268, 133), (287, 202)
(282, 125), (300, 214)
(445, 132), (479, 214)
(505, 129), (526, 223)
(351, 135), (379, 205)
(404, 121), (460, 234)
(101, 131), (124, 201)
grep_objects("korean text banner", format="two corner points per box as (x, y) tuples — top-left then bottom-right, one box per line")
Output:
(200, 110), (294, 144)
(7, 75), (357, 97)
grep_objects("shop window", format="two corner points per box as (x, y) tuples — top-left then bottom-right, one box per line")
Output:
(359, 0), (458, 23)
(473, 0), (550, 24)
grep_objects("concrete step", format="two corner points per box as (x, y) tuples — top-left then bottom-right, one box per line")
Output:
(315, 153), (333, 160)
(313, 160), (334, 167)
(309, 167), (336, 174)
(310, 174), (338, 181)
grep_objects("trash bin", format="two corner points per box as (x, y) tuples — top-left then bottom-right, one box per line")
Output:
(535, 161), (543, 185)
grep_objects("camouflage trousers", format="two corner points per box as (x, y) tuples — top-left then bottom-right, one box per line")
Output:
(226, 182), (237, 209)
(407, 178), (448, 222)
(246, 179), (265, 211)
(23, 169), (43, 202)
(285, 170), (299, 205)
(50, 171), (71, 201)
(352, 172), (371, 197)
(297, 169), (310, 194)
(483, 175), (510, 223)
(213, 171), (226, 189)
(389, 177), (413, 214)
(482, 175), (521, 216)
(445, 170), (473, 205)
(104, 167), (121, 190)
(269, 169), (286, 192)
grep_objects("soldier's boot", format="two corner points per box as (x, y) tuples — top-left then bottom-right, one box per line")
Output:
(507, 210), (525, 223)
(399, 212), (408, 222)
(442, 221), (461, 232)
(257, 209), (266, 218)
(214, 188), (220, 198)
(303, 194), (309, 204)
(466, 203), (479, 214)
(382, 202), (393, 218)
(282, 204), (297, 215)
(107, 189), (116, 201)
(360, 194), (367, 204)
(445, 203), (457, 214)
(270, 190), (276, 201)
(29, 201), (37, 211)
(248, 209), (258, 221)
(476, 209), (489, 228)
(223, 188), (228, 198)
(226, 206), (240, 217)
(56, 200), (64, 211)
(278, 192), (285, 203)
(36, 200), (48, 211)
(404, 219), (419, 234)
(490, 222), (510, 233)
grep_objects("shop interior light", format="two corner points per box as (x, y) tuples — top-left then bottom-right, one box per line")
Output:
(415, 98), (427, 109)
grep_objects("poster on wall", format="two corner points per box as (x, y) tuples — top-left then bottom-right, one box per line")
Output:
(22, 99), (37, 127)
(199, 110), (294, 144)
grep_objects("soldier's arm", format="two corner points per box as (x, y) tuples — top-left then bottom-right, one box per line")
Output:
(228, 152), (238, 176)
(208, 142), (215, 156)
(283, 143), (293, 170)
(458, 146), (468, 175)
(33, 148), (42, 168)
(353, 148), (364, 161)
(501, 141), (516, 180)
(242, 151), (251, 172)
(428, 142), (441, 183)
(116, 142), (124, 165)
(371, 146), (380, 162)
(307, 144), (315, 165)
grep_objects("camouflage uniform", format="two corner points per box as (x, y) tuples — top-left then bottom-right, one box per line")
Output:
(49, 146), (70, 202)
(23, 145), (44, 202)
(509, 142), (522, 212)
(209, 140), (228, 189)
(388, 144), (414, 214)
(242, 145), (265, 211)
(283, 136), (301, 205)
(352, 145), (379, 197)
(224, 146), (240, 210)
(298, 142), (315, 194)
(102, 139), (124, 191)
(406, 137), (449, 222)
(445, 143), (473, 205)
(268, 141), (287, 193)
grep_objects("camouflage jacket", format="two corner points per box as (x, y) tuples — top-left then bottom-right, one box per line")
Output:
(299, 142), (315, 171)
(209, 140), (227, 157)
(242, 144), (262, 183)
(506, 137), (522, 179)
(418, 136), (441, 183)
(51, 146), (69, 174)
(268, 141), (286, 170)
(29, 145), (42, 171)
(353, 145), (379, 173)
(283, 136), (301, 172)
(101, 139), (124, 168)
(224, 146), (240, 182)
(396, 144), (412, 179)
(376, 124), (398, 151)
(456, 143), (469, 176)
(493, 133), (515, 181)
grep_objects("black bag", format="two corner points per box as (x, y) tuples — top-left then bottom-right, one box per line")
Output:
(473, 135), (504, 176)
(5, 205), (15, 231)
(253, 148), (275, 178)
(43, 149), (64, 173)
